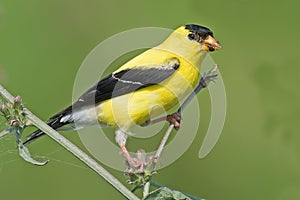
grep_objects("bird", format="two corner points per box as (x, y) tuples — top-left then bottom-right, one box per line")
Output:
(24, 24), (221, 166)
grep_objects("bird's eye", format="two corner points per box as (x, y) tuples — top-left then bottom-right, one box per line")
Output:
(188, 33), (195, 40)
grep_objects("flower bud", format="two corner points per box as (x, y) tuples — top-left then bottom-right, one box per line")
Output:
(6, 102), (13, 108)
(14, 96), (21, 103)
(10, 119), (19, 127)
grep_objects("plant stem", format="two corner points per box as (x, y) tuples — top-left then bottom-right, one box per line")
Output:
(143, 66), (219, 197)
(143, 182), (150, 198)
(0, 84), (139, 200)
(154, 124), (174, 161)
(0, 129), (9, 137)
(143, 124), (174, 197)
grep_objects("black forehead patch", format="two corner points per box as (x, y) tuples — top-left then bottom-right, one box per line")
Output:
(185, 24), (214, 39)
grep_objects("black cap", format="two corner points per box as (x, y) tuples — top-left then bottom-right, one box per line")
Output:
(185, 24), (214, 40)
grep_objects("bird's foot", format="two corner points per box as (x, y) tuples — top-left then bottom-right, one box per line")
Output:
(166, 112), (182, 130)
(124, 150), (159, 190)
(200, 64), (218, 87)
(124, 150), (146, 174)
(124, 149), (159, 174)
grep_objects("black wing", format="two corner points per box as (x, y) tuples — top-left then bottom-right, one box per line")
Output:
(24, 58), (180, 145)
(50, 58), (180, 120)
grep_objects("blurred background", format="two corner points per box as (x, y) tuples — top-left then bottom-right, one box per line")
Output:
(0, 0), (299, 199)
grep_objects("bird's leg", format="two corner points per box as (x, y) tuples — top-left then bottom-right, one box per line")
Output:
(115, 129), (134, 164)
(166, 112), (182, 130)
(142, 65), (219, 130)
(144, 113), (182, 130)
(115, 129), (148, 173)
(177, 65), (218, 113)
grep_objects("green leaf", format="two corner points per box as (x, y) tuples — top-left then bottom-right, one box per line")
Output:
(144, 187), (201, 200)
(18, 143), (48, 166)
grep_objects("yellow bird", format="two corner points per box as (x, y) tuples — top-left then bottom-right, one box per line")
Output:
(24, 24), (221, 160)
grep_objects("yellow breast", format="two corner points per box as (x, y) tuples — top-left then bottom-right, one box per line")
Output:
(96, 49), (200, 129)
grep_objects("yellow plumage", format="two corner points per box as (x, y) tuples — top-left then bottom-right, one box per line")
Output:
(97, 51), (200, 128)
(97, 26), (205, 129)
(24, 24), (221, 147)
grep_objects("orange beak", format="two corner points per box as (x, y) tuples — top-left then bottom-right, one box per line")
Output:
(201, 35), (222, 51)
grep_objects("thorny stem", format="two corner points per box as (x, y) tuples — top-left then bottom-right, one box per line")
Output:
(0, 84), (139, 200)
(152, 65), (219, 168)
(142, 124), (174, 198)
(143, 65), (219, 196)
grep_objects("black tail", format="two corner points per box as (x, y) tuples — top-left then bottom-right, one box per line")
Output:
(23, 118), (67, 145)
(23, 129), (45, 145)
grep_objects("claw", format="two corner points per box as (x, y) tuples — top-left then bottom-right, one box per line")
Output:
(122, 149), (163, 176)
(148, 156), (161, 167)
(201, 65), (219, 87)
(166, 112), (182, 130)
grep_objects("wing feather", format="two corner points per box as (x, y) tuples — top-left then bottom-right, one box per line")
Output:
(50, 58), (180, 120)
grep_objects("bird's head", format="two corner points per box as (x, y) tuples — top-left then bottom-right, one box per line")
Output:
(157, 24), (221, 65)
(180, 24), (222, 52)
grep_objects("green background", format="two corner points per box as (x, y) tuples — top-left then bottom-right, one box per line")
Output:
(0, 0), (299, 199)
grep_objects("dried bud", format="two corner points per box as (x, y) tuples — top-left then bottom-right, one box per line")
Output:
(6, 102), (13, 108)
(10, 119), (19, 127)
(1, 103), (6, 110)
(14, 96), (21, 103)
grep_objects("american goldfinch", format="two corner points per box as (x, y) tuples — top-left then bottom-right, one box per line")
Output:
(24, 24), (221, 161)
